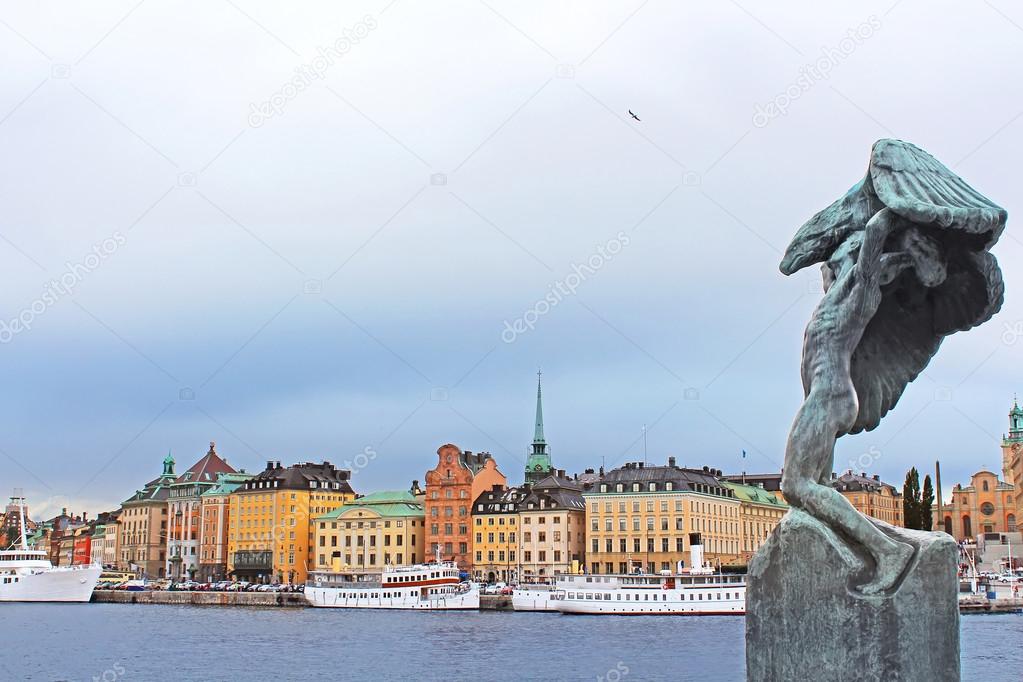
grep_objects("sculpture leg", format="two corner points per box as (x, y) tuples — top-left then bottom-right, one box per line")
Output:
(782, 384), (914, 595)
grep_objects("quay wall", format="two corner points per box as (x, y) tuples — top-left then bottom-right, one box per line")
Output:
(480, 595), (513, 610)
(92, 591), (307, 607)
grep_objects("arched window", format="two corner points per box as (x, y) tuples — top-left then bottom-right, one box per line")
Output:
(943, 516), (953, 535)
(962, 515), (972, 538)
(1009, 514), (1017, 533)
(982, 480), (989, 492)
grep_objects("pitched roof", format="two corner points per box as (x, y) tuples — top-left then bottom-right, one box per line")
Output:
(722, 481), (787, 507)
(591, 462), (731, 497)
(241, 461), (355, 494)
(522, 477), (585, 511)
(176, 442), (235, 484)
(830, 470), (900, 495)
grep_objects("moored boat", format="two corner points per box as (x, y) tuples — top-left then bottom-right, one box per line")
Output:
(305, 559), (479, 610)
(0, 496), (101, 603)
(553, 543), (745, 615)
(511, 579), (558, 612)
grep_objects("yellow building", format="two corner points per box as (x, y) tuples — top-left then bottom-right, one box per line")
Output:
(227, 460), (354, 584)
(313, 488), (425, 570)
(472, 485), (524, 583)
(722, 481), (788, 563)
(831, 471), (903, 526)
(584, 460), (742, 575)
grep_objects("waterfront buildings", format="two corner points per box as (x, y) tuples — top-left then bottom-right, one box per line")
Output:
(88, 510), (121, 568)
(722, 481), (787, 563)
(830, 471), (904, 527)
(424, 444), (506, 573)
(199, 471), (252, 582)
(518, 476), (586, 578)
(227, 460), (355, 584)
(119, 454), (176, 577)
(472, 485), (526, 583)
(584, 460), (742, 574)
(937, 468), (1016, 541)
(312, 487), (425, 571)
(166, 443), (236, 580)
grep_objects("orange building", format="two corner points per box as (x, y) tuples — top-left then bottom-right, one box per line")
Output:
(227, 460), (355, 584)
(936, 469), (1016, 541)
(199, 472), (252, 582)
(424, 444), (506, 573)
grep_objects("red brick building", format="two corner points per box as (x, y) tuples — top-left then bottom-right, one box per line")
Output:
(424, 444), (506, 573)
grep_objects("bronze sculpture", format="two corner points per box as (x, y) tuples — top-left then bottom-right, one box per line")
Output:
(778, 139), (1005, 596)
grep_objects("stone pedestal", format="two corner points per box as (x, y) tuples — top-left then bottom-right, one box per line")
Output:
(746, 509), (960, 681)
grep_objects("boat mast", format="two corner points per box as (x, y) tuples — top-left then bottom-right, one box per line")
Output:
(15, 488), (28, 550)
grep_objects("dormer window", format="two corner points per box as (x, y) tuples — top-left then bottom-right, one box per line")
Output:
(615, 484), (623, 493)
(648, 482), (656, 492)
(600, 484), (608, 493)
(632, 483), (640, 492)
(666, 482), (673, 491)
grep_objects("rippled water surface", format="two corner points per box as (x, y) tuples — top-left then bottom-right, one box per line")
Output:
(4, 604), (1020, 681)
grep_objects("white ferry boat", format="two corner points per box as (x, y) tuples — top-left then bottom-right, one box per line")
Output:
(305, 556), (479, 610)
(553, 545), (745, 616)
(511, 579), (558, 612)
(0, 497), (101, 602)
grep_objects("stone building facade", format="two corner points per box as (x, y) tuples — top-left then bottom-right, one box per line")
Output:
(830, 470), (903, 527)
(424, 444), (506, 573)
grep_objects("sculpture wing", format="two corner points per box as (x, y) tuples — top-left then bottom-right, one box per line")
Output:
(847, 250), (1004, 434)
(869, 139), (1007, 243)
(846, 139), (1007, 434)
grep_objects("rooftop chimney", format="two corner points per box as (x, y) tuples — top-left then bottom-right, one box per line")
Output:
(668, 456), (676, 467)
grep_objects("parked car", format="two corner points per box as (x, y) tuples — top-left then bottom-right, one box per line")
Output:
(482, 584), (501, 595)
(500, 586), (514, 595)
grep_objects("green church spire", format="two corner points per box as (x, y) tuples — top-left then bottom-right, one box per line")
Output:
(525, 369), (553, 484)
(533, 369), (546, 446)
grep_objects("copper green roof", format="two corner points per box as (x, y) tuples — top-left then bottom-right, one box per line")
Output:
(201, 472), (254, 496)
(723, 481), (788, 507)
(314, 490), (423, 520)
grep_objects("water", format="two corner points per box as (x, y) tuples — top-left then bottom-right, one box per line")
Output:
(4, 605), (1020, 681)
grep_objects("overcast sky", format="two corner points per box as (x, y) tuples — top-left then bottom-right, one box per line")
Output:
(2, 0), (1022, 519)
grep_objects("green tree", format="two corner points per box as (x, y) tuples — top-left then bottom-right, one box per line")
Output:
(919, 475), (935, 531)
(902, 468), (921, 530)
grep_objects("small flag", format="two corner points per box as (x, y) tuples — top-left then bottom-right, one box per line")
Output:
(742, 450), (747, 459)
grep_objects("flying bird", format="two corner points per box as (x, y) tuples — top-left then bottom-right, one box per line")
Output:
(628, 110), (640, 121)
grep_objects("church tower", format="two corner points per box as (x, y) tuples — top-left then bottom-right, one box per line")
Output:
(525, 370), (553, 485)
(1002, 397), (1023, 486)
